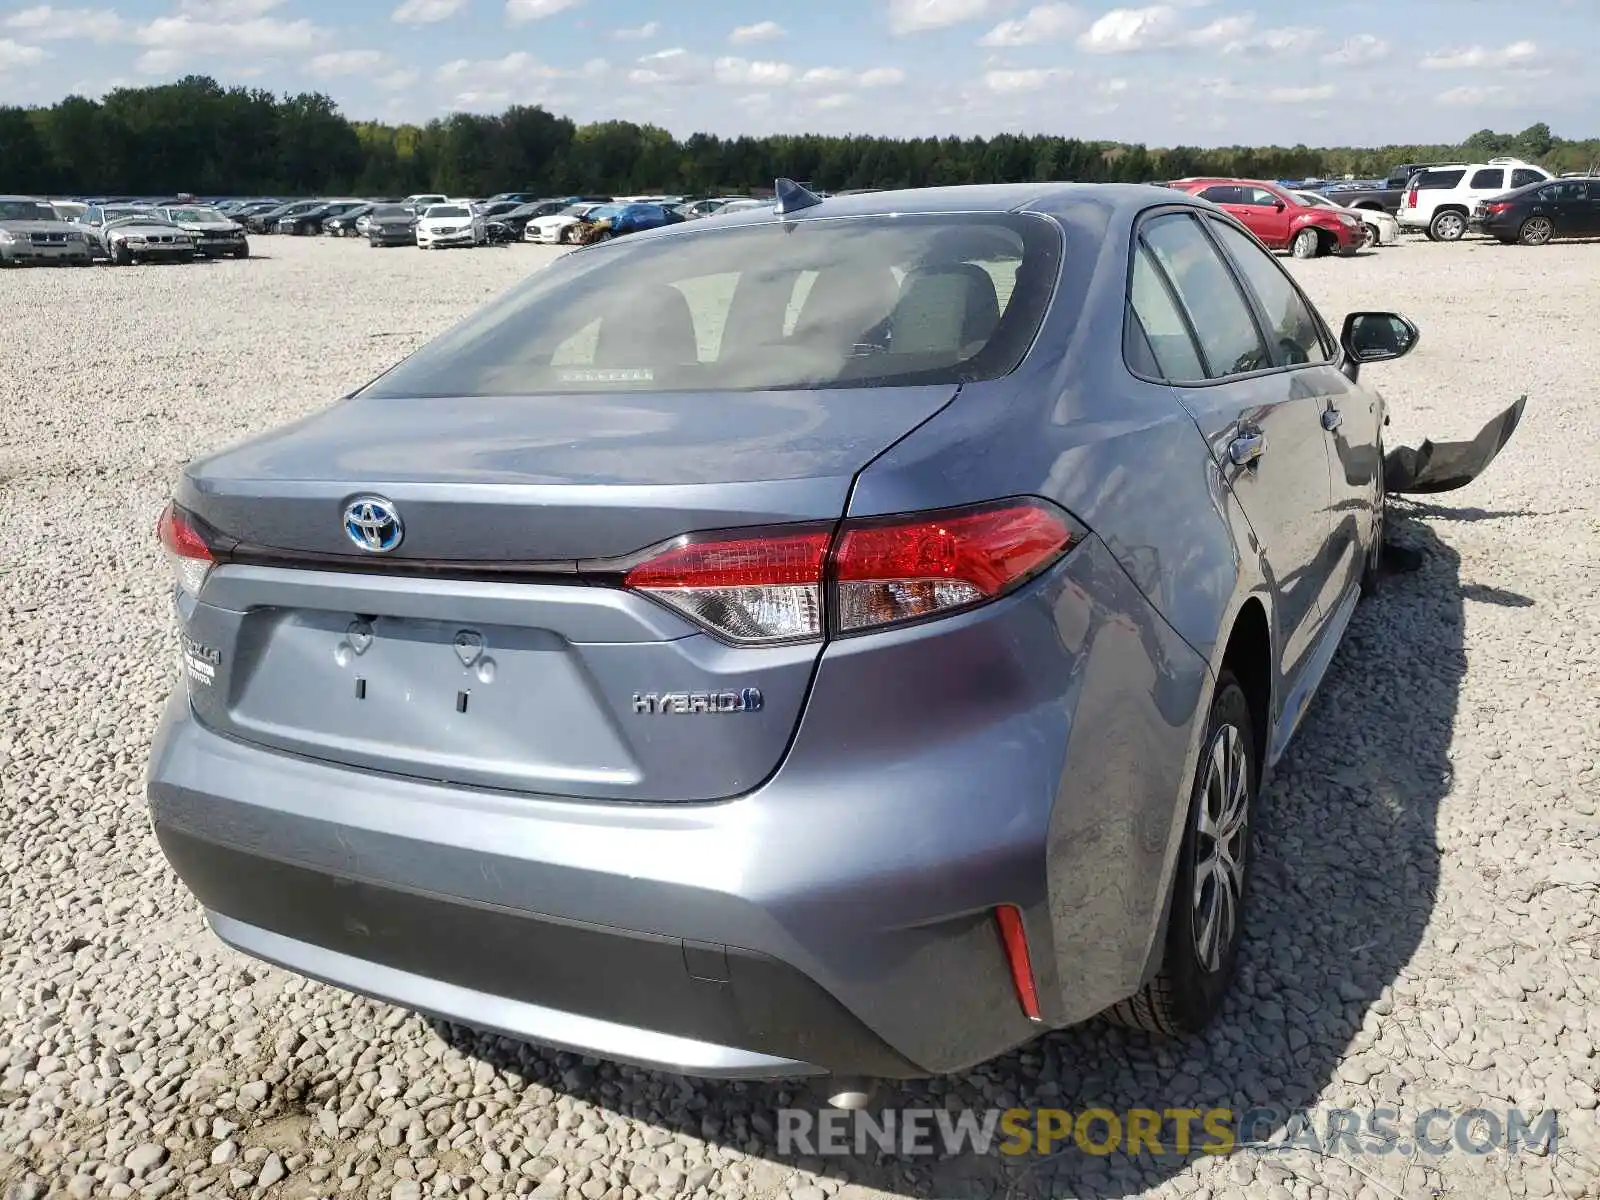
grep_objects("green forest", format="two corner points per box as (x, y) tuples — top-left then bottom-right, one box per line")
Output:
(3, 75), (1595, 198)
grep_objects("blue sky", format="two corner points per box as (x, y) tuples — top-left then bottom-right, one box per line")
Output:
(1, 0), (1595, 146)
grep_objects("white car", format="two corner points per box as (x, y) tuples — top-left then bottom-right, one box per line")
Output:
(403, 193), (448, 214)
(1292, 191), (1400, 246)
(523, 202), (608, 244)
(1395, 157), (1552, 241)
(414, 204), (485, 249)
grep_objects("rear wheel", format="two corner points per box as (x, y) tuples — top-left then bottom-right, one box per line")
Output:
(1107, 673), (1255, 1034)
(1290, 228), (1321, 259)
(1518, 216), (1554, 246)
(1429, 209), (1467, 241)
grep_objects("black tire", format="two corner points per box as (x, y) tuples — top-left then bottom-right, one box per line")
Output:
(111, 243), (132, 266)
(1362, 438), (1386, 597)
(557, 227), (572, 244)
(1428, 209), (1467, 242)
(1107, 673), (1256, 1035)
(232, 247), (249, 259)
(1518, 216), (1554, 246)
(1290, 228), (1320, 259)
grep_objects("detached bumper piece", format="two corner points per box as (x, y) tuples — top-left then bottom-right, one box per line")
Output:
(1385, 395), (1526, 494)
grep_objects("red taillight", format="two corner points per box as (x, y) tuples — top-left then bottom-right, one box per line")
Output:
(156, 502), (214, 597)
(1483, 202), (1511, 215)
(622, 527), (831, 644)
(995, 905), (1043, 1022)
(831, 499), (1076, 633)
(620, 498), (1078, 645)
(1405, 189), (1418, 208)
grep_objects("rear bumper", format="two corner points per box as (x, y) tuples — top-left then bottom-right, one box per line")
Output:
(147, 536), (1210, 1079)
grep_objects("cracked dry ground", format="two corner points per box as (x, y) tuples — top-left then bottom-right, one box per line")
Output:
(2, 235), (1597, 1200)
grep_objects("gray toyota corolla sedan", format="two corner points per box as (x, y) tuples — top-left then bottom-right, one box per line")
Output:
(147, 180), (1420, 1092)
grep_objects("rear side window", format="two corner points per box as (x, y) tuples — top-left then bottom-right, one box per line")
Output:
(1127, 245), (1206, 383)
(361, 214), (1062, 395)
(1206, 220), (1330, 367)
(1416, 170), (1466, 190)
(1470, 169), (1504, 190)
(1139, 213), (1270, 380)
(1511, 169), (1545, 188)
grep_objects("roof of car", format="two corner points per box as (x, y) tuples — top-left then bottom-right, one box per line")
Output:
(689, 182), (1197, 228)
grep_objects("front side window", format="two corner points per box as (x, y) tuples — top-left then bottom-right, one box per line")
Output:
(361, 213), (1062, 396)
(1245, 187), (1281, 207)
(1470, 169), (1505, 190)
(1138, 213), (1269, 380)
(1207, 220), (1330, 367)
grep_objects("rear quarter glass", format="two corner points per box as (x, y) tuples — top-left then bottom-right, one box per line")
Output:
(358, 213), (1063, 397)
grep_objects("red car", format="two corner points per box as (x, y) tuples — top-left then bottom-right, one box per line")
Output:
(1167, 177), (1367, 259)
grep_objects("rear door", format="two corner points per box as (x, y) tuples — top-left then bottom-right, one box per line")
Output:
(1131, 211), (1334, 679)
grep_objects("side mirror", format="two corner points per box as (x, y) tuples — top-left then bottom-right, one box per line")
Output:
(1273, 200), (1286, 212)
(1342, 312), (1419, 363)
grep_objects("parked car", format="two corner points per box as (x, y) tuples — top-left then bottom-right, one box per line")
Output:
(1315, 163), (1455, 215)
(1473, 176), (1600, 245)
(247, 200), (322, 233)
(152, 180), (1503, 1098)
(415, 203), (486, 249)
(1291, 191), (1400, 246)
(49, 199), (89, 223)
(0, 195), (93, 266)
(678, 197), (754, 219)
(277, 201), (366, 236)
(324, 204), (375, 237)
(524, 202), (609, 244)
(100, 214), (195, 265)
(497, 199), (566, 239)
(1396, 158), (1553, 242)
(714, 198), (773, 214)
(402, 193), (449, 215)
(155, 205), (250, 258)
(79, 204), (161, 258)
(365, 205), (419, 247)
(1168, 178), (1366, 258)
(569, 202), (685, 244)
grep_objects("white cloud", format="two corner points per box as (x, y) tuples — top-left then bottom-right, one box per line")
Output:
(814, 92), (853, 108)
(435, 49), (601, 85)
(613, 20), (656, 39)
(858, 66), (904, 86)
(713, 55), (793, 86)
(505, 0), (578, 22)
(628, 45), (699, 85)
(797, 66), (850, 85)
(978, 4), (1083, 47)
(1266, 83), (1333, 102)
(306, 48), (389, 76)
(729, 20), (784, 43)
(1436, 84), (1508, 106)
(888, 0), (995, 35)
(1074, 6), (1311, 56)
(176, 0), (283, 17)
(983, 67), (1067, 92)
(376, 67), (418, 88)
(1, 6), (122, 40)
(0, 35), (46, 65)
(391, 0), (465, 23)
(1420, 41), (1538, 70)
(132, 14), (323, 73)
(1322, 33), (1389, 66)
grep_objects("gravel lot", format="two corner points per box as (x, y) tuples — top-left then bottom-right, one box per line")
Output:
(2, 233), (1597, 1200)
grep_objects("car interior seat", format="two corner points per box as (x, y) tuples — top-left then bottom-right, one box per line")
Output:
(593, 284), (701, 368)
(889, 262), (1002, 362)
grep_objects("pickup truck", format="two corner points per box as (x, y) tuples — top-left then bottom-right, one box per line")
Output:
(1314, 163), (1449, 214)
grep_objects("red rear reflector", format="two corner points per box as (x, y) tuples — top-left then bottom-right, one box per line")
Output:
(995, 905), (1043, 1022)
(156, 502), (215, 597)
(830, 499), (1076, 633)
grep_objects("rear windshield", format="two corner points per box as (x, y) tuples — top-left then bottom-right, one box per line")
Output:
(1416, 170), (1466, 189)
(360, 213), (1062, 396)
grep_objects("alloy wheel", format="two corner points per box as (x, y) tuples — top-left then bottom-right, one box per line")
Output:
(1520, 217), (1553, 246)
(1432, 211), (1466, 241)
(1190, 723), (1250, 973)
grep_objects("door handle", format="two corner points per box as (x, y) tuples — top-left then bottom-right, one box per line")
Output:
(1228, 431), (1265, 466)
(1321, 407), (1343, 431)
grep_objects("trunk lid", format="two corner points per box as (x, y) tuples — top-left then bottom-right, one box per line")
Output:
(176, 386), (957, 802)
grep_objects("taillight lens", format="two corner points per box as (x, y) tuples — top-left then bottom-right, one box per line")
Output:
(156, 502), (215, 597)
(620, 498), (1078, 644)
(831, 499), (1076, 633)
(623, 527), (831, 644)
(1484, 202), (1510, 215)
(1405, 189), (1418, 208)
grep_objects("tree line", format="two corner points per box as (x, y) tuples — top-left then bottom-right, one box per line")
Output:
(2, 75), (1595, 199)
